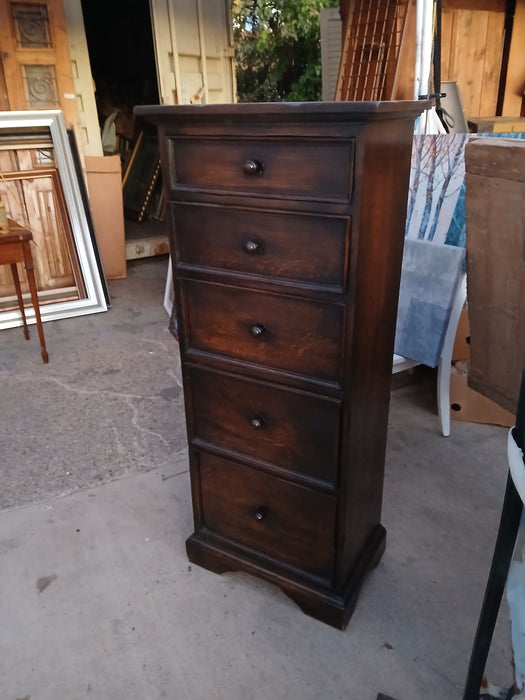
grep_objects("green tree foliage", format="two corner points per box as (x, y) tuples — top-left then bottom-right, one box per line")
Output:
(233, 0), (338, 103)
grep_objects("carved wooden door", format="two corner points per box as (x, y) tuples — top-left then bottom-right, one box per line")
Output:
(0, 0), (87, 310)
(0, 0), (78, 126)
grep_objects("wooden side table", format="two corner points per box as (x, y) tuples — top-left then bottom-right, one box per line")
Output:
(0, 220), (49, 363)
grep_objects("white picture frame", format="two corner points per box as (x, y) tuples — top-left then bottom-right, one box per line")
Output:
(0, 109), (108, 330)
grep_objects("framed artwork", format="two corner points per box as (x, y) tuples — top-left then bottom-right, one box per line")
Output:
(0, 109), (108, 329)
(67, 128), (110, 306)
(122, 128), (160, 222)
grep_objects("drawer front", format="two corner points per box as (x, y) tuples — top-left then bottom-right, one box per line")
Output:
(0, 240), (24, 264)
(181, 280), (344, 383)
(197, 452), (336, 578)
(169, 137), (354, 202)
(172, 203), (350, 291)
(187, 367), (341, 486)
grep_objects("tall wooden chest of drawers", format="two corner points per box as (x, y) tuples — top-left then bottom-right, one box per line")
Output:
(137, 101), (423, 629)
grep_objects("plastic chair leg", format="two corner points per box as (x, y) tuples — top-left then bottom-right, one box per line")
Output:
(437, 273), (467, 436)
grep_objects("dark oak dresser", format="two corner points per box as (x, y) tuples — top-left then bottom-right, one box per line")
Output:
(136, 101), (423, 629)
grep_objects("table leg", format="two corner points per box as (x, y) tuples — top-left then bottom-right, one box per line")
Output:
(10, 263), (30, 340)
(23, 245), (48, 364)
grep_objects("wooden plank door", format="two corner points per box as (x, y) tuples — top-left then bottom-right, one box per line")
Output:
(441, 7), (505, 118)
(150, 0), (236, 105)
(62, 0), (102, 156)
(0, 0), (79, 127)
(320, 7), (342, 101)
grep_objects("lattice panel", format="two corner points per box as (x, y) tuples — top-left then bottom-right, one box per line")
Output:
(336, 0), (408, 101)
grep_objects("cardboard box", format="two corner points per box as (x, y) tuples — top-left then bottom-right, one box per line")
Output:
(84, 155), (127, 279)
(468, 117), (525, 133)
(464, 138), (525, 416)
(450, 362), (514, 428)
(450, 310), (515, 427)
(452, 307), (470, 363)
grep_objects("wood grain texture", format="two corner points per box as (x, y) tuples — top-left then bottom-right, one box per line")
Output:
(0, 0), (78, 127)
(441, 7), (505, 118)
(172, 202), (350, 292)
(181, 278), (345, 383)
(0, 150), (81, 301)
(140, 101), (423, 629)
(197, 452), (336, 579)
(465, 138), (525, 415)
(186, 365), (341, 487)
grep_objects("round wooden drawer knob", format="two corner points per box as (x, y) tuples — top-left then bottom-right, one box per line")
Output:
(250, 324), (266, 338)
(242, 159), (264, 175)
(244, 239), (261, 254)
(250, 416), (266, 429)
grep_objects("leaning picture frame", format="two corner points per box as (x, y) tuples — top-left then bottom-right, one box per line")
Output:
(122, 127), (160, 222)
(0, 110), (108, 330)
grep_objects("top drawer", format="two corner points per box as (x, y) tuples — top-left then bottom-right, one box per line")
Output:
(168, 137), (355, 203)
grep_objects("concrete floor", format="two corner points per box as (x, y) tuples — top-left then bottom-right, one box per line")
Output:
(0, 255), (515, 700)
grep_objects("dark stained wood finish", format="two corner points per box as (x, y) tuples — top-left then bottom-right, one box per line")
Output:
(186, 365), (341, 488)
(196, 452), (336, 580)
(169, 136), (355, 202)
(137, 100), (425, 629)
(172, 203), (351, 292)
(0, 220), (48, 363)
(181, 279), (345, 383)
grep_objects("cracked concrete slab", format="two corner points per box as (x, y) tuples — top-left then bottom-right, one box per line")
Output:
(0, 256), (187, 511)
(0, 255), (516, 699)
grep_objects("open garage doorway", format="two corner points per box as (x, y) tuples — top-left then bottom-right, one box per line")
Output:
(80, 0), (166, 261)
